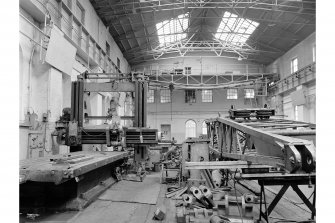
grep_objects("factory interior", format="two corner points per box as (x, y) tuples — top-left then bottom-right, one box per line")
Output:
(1, 0), (333, 222)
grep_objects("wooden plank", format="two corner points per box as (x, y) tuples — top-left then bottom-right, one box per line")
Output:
(185, 161), (271, 169)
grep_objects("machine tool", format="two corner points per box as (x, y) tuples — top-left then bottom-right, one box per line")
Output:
(56, 71), (159, 166)
(20, 71), (160, 212)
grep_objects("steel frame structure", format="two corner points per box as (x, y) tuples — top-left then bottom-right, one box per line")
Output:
(148, 75), (270, 95)
(206, 117), (315, 173)
(94, 0), (316, 18)
(89, 0), (315, 65)
(268, 62), (315, 96)
(237, 173), (316, 222)
(201, 115), (316, 221)
(139, 35), (259, 60)
(64, 72), (158, 152)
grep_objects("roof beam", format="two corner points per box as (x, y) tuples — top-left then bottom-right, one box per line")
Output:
(116, 30), (300, 41)
(96, 1), (315, 18)
(293, 18), (314, 34)
(140, 13), (151, 48)
(108, 16), (314, 28)
(266, 7), (309, 46)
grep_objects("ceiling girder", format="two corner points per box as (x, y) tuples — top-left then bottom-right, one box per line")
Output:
(94, 0), (315, 18)
(90, 0), (315, 66)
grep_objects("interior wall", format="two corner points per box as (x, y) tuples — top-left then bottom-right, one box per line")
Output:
(266, 32), (316, 123)
(148, 89), (266, 143)
(19, 0), (130, 159)
(76, 0), (129, 72)
(266, 32), (315, 78)
(136, 56), (266, 143)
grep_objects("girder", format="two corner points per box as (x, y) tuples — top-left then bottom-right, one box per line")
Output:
(206, 117), (316, 173)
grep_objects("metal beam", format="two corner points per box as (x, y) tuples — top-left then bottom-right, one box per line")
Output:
(185, 161), (271, 169)
(95, 0), (315, 18)
(84, 82), (135, 92)
(206, 117), (316, 173)
(108, 16), (314, 30)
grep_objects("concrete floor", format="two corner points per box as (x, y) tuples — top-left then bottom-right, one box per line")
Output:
(20, 172), (314, 223)
(20, 172), (177, 223)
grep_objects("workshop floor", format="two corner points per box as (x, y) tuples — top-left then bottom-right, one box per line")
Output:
(20, 172), (314, 223)
(71, 172), (177, 223)
(20, 172), (177, 223)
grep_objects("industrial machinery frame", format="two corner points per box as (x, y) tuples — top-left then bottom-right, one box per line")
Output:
(67, 71), (158, 152)
(206, 115), (315, 173)
(201, 110), (316, 221)
(20, 71), (159, 213)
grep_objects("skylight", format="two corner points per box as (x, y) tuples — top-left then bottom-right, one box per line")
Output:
(156, 13), (189, 46)
(215, 11), (259, 45)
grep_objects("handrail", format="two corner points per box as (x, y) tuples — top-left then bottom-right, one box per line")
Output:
(269, 62), (315, 91)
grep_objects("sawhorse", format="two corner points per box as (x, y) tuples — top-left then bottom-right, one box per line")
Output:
(256, 173), (316, 222)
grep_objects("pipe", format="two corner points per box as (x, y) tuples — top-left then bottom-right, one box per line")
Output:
(51, 132), (60, 155)
(199, 185), (213, 199)
(190, 186), (204, 200)
(212, 169), (223, 187)
(19, 13), (50, 38)
(28, 45), (36, 111)
(182, 194), (195, 204)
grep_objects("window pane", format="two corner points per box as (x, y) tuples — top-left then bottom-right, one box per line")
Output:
(244, 89), (254, 98)
(185, 90), (196, 103)
(156, 13), (189, 46)
(202, 90), (212, 102)
(147, 89), (155, 103)
(185, 67), (191, 75)
(215, 11), (259, 46)
(227, 89), (238, 99)
(160, 89), (171, 103)
(202, 121), (207, 135)
(295, 106), (298, 121)
(185, 120), (196, 138)
(75, 1), (85, 24)
(291, 58), (298, 73)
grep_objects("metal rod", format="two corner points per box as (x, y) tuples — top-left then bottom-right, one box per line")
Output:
(267, 130), (316, 136)
(86, 116), (135, 120)
(19, 13), (50, 38)
(19, 31), (47, 50)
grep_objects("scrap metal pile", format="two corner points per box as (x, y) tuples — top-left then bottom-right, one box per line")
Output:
(166, 184), (256, 223)
(155, 136), (257, 223)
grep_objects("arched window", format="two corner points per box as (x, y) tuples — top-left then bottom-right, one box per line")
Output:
(185, 120), (196, 138)
(202, 121), (207, 135)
